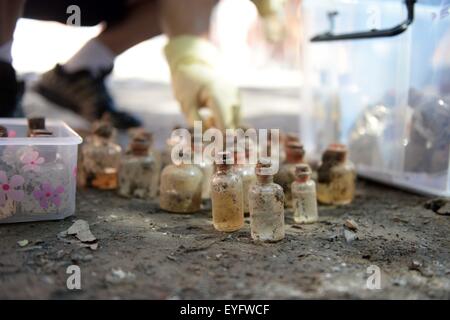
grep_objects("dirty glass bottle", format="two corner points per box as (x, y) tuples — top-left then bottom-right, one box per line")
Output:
(291, 164), (318, 224)
(118, 135), (160, 199)
(274, 142), (308, 207)
(233, 148), (256, 214)
(211, 151), (244, 232)
(191, 137), (213, 200)
(81, 122), (122, 190)
(159, 150), (203, 213)
(249, 158), (285, 242)
(317, 144), (356, 205)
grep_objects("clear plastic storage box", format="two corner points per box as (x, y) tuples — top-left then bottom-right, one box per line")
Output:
(0, 119), (82, 223)
(300, 0), (450, 196)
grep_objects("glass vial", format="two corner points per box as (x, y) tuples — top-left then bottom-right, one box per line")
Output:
(249, 158), (285, 242)
(159, 150), (203, 213)
(292, 164), (318, 224)
(317, 144), (356, 205)
(211, 151), (244, 232)
(118, 135), (159, 199)
(233, 148), (256, 214)
(190, 136), (213, 200)
(81, 122), (121, 190)
(274, 142), (308, 207)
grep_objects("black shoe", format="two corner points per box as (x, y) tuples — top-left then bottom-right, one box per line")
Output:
(0, 61), (24, 117)
(35, 64), (141, 129)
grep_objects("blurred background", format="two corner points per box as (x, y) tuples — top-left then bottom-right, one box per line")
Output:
(14, 0), (303, 148)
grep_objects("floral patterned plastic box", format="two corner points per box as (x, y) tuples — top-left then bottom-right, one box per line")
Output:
(0, 119), (82, 223)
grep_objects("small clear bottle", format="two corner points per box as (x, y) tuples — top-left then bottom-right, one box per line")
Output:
(211, 151), (244, 232)
(291, 164), (318, 224)
(118, 136), (159, 199)
(159, 150), (203, 213)
(249, 158), (285, 242)
(233, 148), (256, 214)
(81, 122), (122, 190)
(317, 144), (356, 205)
(274, 142), (308, 207)
(191, 138), (213, 200)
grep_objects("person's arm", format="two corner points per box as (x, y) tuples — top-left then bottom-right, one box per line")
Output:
(159, 0), (241, 131)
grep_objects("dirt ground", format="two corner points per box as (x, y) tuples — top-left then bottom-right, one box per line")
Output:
(0, 178), (449, 300)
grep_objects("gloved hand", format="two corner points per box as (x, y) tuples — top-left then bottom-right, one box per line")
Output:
(251, 0), (287, 43)
(164, 35), (241, 131)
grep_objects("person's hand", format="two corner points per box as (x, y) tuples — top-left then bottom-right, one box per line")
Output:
(251, 0), (287, 43)
(165, 36), (241, 131)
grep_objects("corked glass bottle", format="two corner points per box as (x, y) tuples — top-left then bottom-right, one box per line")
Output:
(191, 136), (213, 200)
(291, 164), (318, 224)
(118, 135), (159, 199)
(159, 150), (203, 213)
(274, 142), (308, 207)
(249, 158), (285, 242)
(211, 151), (244, 232)
(81, 122), (121, 190)
(317, 144), (356, 205)
(233, 146), (256, 214)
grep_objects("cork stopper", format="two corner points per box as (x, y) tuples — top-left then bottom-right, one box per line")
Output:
(255, 158), (272, 175)
(318, 143), (348, 183)
(29, 129), (53, 137)
(285, 142), (305, 163)
(93, 121), (114, 139)
(215, 151), (233, 171)
(130, 137), (150, 156)
(294, 163), (311, 181)
(323, 143), (347, 163)
(28, 117), (46, 131)
(284, 132), (300, 145)
(0, 125), (8, 138)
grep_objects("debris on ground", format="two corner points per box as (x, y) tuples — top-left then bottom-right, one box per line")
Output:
(17, 240), (29, 247)
(105, 268), (136, 284)
(58, 219), (98, 250)
(344, 219), (358, 231)
(424, 198), (450, 215)
(343, 229), (358, 243)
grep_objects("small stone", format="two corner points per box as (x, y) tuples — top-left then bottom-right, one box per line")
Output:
(436, 202), (450, 215)
(105, 268), (136, 284)
(344, 219), (358, 231)
(424, 198), (450, 215)
(409, 260), (423, 271)
(344, 229), (358, 243)
(17, 240), (29, 247)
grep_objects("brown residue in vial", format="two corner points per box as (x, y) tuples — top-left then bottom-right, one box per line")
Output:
(317, 144), (356, 205)
(159, 149), (203, 213)
(81, 121), (121, 190)
(211, 151), (244, 232)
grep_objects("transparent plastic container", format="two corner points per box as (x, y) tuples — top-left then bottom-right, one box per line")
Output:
(300, 0), (450, 196)
(0, 118), (82, 223)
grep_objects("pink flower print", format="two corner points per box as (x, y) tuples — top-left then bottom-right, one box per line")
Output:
(21, 149), (45, 172)
(0, 171), (25, 207)
(8, 130), (16, 138)
(33, 182), (65, 209)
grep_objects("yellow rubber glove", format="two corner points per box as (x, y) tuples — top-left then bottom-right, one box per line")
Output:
(164, 35), (241, 131)
(251, 0), (287, 43)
